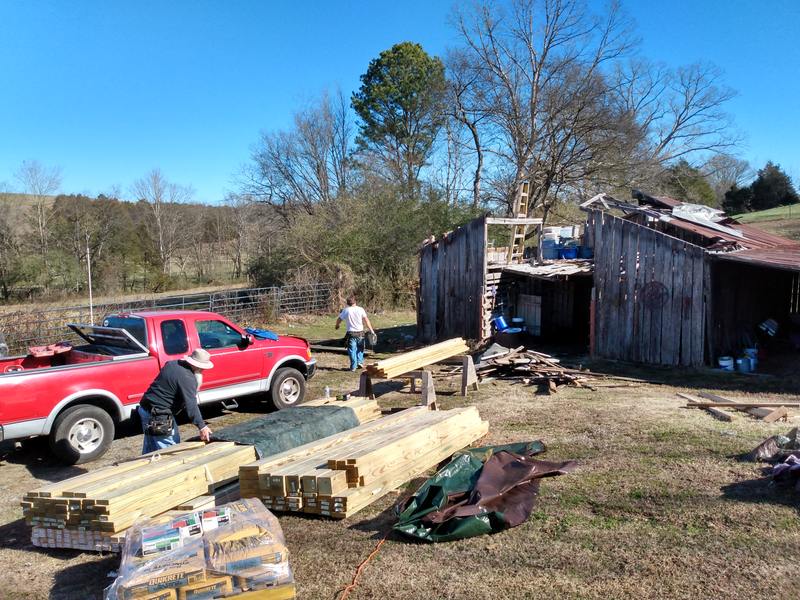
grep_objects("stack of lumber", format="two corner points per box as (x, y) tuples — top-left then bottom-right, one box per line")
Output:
(301, 395), (382, 424)
(679, 391), (798, 423)
(23, 441), (257, 551)
(365, 337), (470, 379)
(239, 406), (488, 519)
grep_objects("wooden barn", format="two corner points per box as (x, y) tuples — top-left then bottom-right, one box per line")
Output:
(582, 192), (800, 366)
(415, 213), (593, 345)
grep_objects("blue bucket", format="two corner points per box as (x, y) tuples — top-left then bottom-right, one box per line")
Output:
(542, 248), (559, 259)
(559, 248), (578, 259)
(494, 316), (508, 332)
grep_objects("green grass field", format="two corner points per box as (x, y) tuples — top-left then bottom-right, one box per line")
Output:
(732, 204), (800, 223)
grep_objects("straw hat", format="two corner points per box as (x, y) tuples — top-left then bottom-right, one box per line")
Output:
(184, 348), (214, 370)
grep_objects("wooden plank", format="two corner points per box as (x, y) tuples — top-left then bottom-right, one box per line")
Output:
(650, 235), (669, 364)
(621, 219), (638, 362)
(691, 245), (705, 366)
(607, 215), (623, 359)
(686, 402), (799, 408)
(763, 406), (788, 423)
(704, 253), (714, 367)
(680, 241), (695, 366)
(697, 391), (775, 419)
(666, 240), (685, 366)
(638, 227), (656, 364)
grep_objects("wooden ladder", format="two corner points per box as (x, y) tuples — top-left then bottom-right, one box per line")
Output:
(506, 181), (531, 264)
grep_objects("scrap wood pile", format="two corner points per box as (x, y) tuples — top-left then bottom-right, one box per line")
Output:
(473, 346), (621, 391)
(365, 337), (470, 379)
(23, 441), (255, 552)
(239, 405), (488, 519)
(678, 391), (799, 423)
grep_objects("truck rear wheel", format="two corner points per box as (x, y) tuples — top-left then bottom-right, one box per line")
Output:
(267, 367), (306, 411)
(49, 405), (115, 465)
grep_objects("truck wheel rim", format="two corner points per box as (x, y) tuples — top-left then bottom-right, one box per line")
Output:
(281, 378), (300, 404)
(69, 418), (104, 453)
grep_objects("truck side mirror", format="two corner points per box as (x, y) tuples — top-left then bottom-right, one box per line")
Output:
(245, 333), (255, 346)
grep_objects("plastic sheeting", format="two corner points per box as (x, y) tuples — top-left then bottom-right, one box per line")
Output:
(394, 442), (577, 542)
(213, 405), (360, 459)
(105, 498), (294, 600)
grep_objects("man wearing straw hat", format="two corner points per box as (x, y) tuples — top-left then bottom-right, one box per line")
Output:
(138, 348), (215, 454)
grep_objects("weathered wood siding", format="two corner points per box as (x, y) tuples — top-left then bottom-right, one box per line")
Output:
(417, 215), (487, 343)
(586, 209), (707, 366)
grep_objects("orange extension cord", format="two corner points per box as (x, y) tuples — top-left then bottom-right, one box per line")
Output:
(338, 430), (490, 599)
(338, 529), (392, 600)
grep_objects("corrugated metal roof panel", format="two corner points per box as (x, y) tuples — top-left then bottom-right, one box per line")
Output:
(712, 245), (800, 271)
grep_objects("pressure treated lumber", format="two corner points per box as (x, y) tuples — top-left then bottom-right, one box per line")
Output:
(23, 442), (257, 536)
(248, 407), (488, 519)
(365, 338), (469, 378)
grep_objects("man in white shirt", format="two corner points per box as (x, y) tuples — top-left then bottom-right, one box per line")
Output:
(335, 296), (376, 371)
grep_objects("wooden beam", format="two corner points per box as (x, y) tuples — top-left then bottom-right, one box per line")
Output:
(485, 217), (544, 226)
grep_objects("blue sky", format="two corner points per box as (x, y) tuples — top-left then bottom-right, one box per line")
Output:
(1, 0), (798, 203)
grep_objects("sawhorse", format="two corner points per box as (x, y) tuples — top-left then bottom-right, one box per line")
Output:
(356, 355), (479, 410)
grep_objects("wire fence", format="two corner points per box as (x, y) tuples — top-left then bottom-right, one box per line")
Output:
(0, 282), (332, 357)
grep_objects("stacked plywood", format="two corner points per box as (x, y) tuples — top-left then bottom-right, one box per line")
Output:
(239, 406), (488, 519)
(22, 441), (257, 549)
(365, 338), (470, 379)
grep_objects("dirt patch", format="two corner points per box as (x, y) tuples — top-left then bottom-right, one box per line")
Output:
(2, 349), (800, 599)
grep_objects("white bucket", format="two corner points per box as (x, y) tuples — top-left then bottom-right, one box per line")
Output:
(718, 356), (734, 371)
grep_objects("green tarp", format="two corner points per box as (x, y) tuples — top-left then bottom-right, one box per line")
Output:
(212, 405), (361, 459)
(394, 441), (576, 542)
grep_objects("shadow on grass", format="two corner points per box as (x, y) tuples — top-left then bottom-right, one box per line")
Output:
(720, 476), (800, 511)
(0, 437), (89, 483)
(50, 552), (119, 600)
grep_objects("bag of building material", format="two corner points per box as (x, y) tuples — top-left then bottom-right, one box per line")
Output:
(105, 498), (295, 600)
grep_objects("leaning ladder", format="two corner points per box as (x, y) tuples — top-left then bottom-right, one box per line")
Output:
(506, 181), (531, 264)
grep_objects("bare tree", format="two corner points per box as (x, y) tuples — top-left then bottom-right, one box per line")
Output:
(237, 86), (354, 220)
(0, 181), (24, 300)
(703, 153), (754, 206)
(609, 58), (743, 181)
(451, 0), (638, 216)
(444, 46), (493, 208)
(130, 169), (196, 275)
(13, 159), (63, 263)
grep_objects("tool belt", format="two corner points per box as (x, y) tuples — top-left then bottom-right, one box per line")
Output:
(145, 407), (174, 437)
(346, 331), (365, 339)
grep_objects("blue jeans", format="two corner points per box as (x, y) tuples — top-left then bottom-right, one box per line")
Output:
(138, 405), (180, 454)
(346, 334), (365, 370)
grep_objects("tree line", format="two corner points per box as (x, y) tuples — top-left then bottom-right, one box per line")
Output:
(3, 0), (797, 307)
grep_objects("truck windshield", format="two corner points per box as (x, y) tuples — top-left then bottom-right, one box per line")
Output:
(103, 316), (147, 348)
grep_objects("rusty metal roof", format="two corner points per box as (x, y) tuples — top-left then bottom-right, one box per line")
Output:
(711, 245), (800, 271)
(582, 192), (800, 251)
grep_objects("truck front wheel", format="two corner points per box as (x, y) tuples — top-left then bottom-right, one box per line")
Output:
(268, 367), (306, 411)
(49, 405), (115, 465)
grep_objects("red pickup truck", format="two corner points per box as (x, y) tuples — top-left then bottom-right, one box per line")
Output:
(0, 310), (316, 464)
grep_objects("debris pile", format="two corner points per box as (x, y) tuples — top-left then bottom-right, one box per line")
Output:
(471, 345), (628, 392)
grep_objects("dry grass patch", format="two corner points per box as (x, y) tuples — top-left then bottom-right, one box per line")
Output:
(2, 343), (800, 599)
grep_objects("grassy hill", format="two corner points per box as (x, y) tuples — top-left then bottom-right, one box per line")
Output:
(732, 204), (800, 223)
